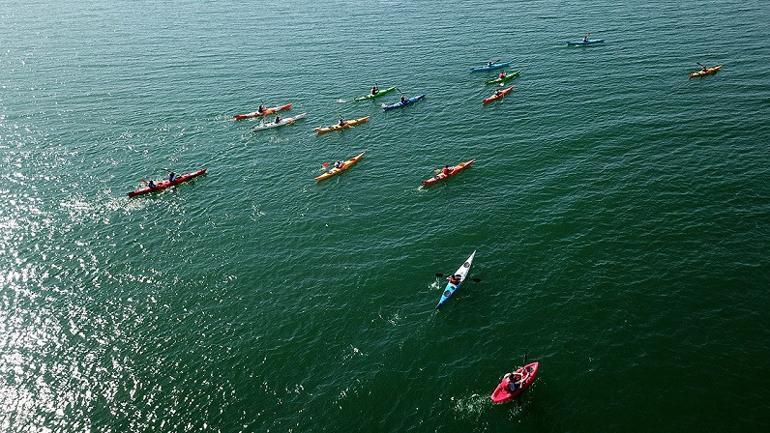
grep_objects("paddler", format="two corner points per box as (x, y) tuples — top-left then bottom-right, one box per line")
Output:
(504, 371), (526, 392)
(338, 117), (347, 127)
(274, 115), (282, 124)
(494, 89), (503, 97)
(441, 165), (452, 176)
(582, 32), (590, 43)
(168, 171), (176, 182)
(147, 180), (156, 190)
(333, 160), (344, 169)
(447, 274), (461, 286)
(486, 61), (493, 67)
(371, 85), (379, 95)
(498, 71), (507, 79)
(257, 104), (266, 114)
(400, 95), (407, 103)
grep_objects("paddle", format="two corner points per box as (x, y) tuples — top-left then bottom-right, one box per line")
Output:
(434, 272), (481, 283)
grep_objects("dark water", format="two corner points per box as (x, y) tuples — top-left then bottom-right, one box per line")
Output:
(2, 0), (770, 431)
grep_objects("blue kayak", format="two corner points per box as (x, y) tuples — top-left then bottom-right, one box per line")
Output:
(382, 95), (425, 111)
(471, 62), (511, 72)
(566, 39), (604, 46)
(436, 250), (476, 309)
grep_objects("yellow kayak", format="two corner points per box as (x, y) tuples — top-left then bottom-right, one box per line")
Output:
(315, 152), (365, 182)
(314, 116), (370, 135)
(689, 65), (722, 78)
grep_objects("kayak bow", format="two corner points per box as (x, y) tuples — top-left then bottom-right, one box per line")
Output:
(314, 116), (370, 135)
(436, 250), (476, 309)
(127, 168), (207, 198)
(421, 160), (475, 187)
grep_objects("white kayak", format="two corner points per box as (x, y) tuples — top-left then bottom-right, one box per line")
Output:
(436, 250), (476, 309)
(252, 113), (307, 131)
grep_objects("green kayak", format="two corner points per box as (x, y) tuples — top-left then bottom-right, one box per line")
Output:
(485, 71), (520, 85)
(354, 86), (396, 101)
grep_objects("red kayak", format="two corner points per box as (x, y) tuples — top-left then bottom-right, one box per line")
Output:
(490, 361), (540, 404)
(482, 86), (513, 104)
(127, 168), (207, 198)
(421, 159), (475, 187)
(234, 103), (292, 120)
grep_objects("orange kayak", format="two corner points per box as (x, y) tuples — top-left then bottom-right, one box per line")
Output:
(689, 65), (721, 78)
(234, 103), (292, 120)
(315, 152), (365, 182)
(421, 160), (475, 187)
(482, 86), (513, 104)
(314, 116), (370, 135)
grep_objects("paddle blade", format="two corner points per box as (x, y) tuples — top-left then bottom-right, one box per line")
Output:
(322, 162), (330, 167)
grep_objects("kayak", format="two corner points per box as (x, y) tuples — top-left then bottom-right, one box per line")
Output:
(127, 168), (207, 198)
(482, 86), (513, 104)
(471, 62), (511, 72)
(436, 250), (476, 309)
(421, 159), (475, 187)
(252, 113), (307, 131)
(314, 116), (370, 135)
(689, 65), (722, 78)
(566, 39), (604, 46)
(234, 103), (292, 120)
(491, 361), (540, 404)
(354, 86), (396, 101)
(485, 71), (520, 85)
(315, 152), (365, 182)
(382, 95), (425, 111)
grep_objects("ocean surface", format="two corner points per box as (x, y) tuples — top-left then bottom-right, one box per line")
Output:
(2, 0), (770, 431)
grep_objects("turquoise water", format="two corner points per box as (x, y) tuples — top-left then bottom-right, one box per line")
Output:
(2, 0), (770, 431)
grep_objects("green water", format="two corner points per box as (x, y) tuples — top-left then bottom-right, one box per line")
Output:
(2, 0), (770, 431)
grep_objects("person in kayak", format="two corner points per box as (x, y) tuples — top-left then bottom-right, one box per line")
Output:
(371, 85), (379, 95)
(400, 95), (407, 103)
(274, 115), (282, 124)
(147, 180), (156, 190)
(498, 71), (507, 79)
(448, 274), (461, 286)
(504, 371), (526, 392)
(582, 33), (590, 43)
(257, 104), (266, 113)
(338, 118), (347, 127)
(333, 160), (344, 169)
(168, 172), (176, 182)
(486, 61), (493, 67)
(441, 165), (452, 176)
(494, 89), (503, 97)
